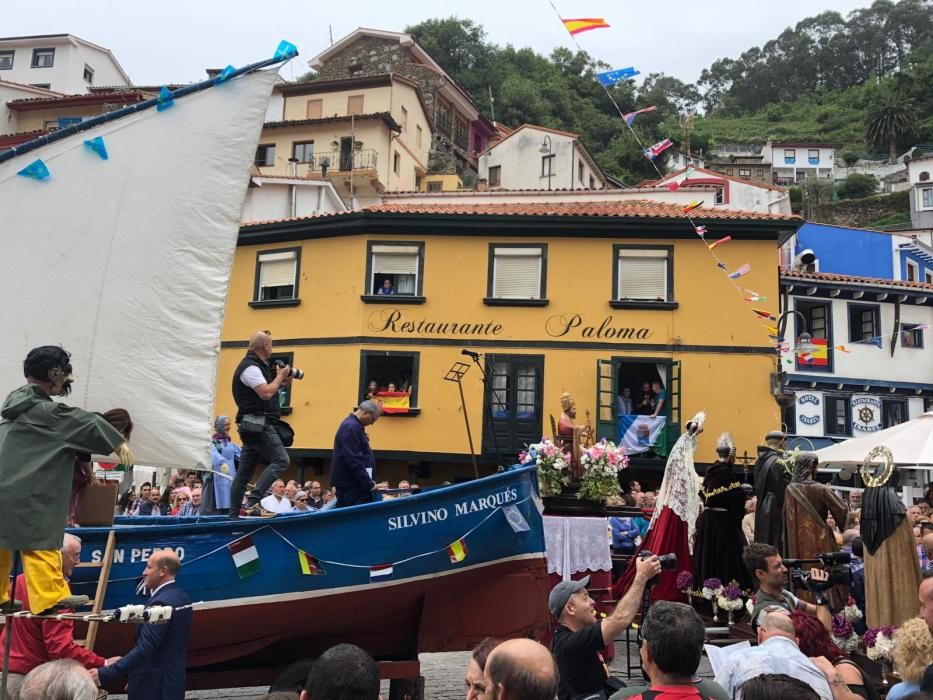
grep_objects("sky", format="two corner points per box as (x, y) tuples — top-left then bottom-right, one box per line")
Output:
(3, 0), (874, 88)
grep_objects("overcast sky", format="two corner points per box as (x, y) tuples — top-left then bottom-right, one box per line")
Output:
(6, 0), (873, 87)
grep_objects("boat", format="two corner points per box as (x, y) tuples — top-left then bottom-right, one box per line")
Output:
(68, 466), (548, 689)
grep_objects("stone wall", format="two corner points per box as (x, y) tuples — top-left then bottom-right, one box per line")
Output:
(811, 191), (910, 227)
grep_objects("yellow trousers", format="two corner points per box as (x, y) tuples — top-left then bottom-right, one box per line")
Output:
(0, 549), (71, 614)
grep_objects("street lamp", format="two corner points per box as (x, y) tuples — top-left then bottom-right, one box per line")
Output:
(777, 309), (818, 355)
(539, 135), (553, 191)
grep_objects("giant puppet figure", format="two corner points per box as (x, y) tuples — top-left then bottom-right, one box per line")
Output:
(0, 346), (133, 614)
(753, 430), (789, 551)
(556, 391), (594, 478)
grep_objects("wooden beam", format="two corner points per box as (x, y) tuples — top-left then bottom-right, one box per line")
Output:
(84, 529), (116, 652)
(829, 289), (841, 297)
(917, 296), (928, 304)
(876, 293), (888, 301)
(853, 291), (864, 299)
(898, 294), (909, 303)
(806, 286), (817, 296)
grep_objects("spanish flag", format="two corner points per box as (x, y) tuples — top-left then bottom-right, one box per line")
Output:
(799, 338), (829, 367)
(447, 539), (468, 564)
(375, 391), (410, 414)
(562, 17), (610, 35)
(298, 550), (324, 575)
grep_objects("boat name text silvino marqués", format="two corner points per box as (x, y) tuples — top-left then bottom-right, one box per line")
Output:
(387, 487), (519, 531)
(89, 546), (185, 565)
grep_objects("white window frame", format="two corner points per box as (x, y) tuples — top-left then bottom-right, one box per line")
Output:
(921, 186), (933, 210)
(254, 248), (299, 303)
(0, 51), (14, 70)
(83, 64), (94, 84)
(367, 242), (423, 297)
(906, 259), (919, 282)
(488, 165), (501, 187)
(31, 48), (54, 68)
(613, 246), (672, 304)
(488, 245), (546, 302)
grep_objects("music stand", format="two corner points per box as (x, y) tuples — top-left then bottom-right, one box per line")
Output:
(444, 362), (479, 480)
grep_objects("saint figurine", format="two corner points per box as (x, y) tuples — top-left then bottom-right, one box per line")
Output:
(753, 430), (789, 551)
(556, 392), (593, 478)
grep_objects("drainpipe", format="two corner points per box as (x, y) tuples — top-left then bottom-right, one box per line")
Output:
(288, 157), (299, 217)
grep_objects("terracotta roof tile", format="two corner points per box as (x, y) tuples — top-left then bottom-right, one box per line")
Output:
(263, 112), (401, 131)
(7, 91), (147, 110)
(658, 167), (787, 192)
(782, 269), (933, 291)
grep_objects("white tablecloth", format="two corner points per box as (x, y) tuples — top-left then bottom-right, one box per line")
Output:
(543, 515), (612, 580)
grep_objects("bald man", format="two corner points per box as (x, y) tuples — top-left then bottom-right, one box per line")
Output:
(94, 551), (192, 700)
(920, 576), (933, 633)
(715, 611), (832, 700)
(483, 638), (558, 700)
(228, 331), (293, 518)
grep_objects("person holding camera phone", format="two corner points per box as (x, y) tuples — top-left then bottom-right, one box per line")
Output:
(228, 331), (295, 518)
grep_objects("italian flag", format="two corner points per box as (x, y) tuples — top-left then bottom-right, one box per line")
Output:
(229, 535), (261, 579)
(447, 539), (468, 564)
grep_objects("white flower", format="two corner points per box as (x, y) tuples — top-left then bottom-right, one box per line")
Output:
(843, 603), (863, 622)
(875, 634), (895, 661)
(701, 586), (723, 600)
(745, 599), (755, 616)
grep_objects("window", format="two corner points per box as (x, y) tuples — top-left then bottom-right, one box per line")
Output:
(907, 259), (919, 281)
(83, 64), (94, 84)
(756, 169), (764, 178)
(920, 171), (930, 182)
(348, 62), (363, 76)
(347, 95), (364, 115)
(436, 99), (452, 134)
(305, 99), (322, 119)
(365, 241), (424, 298)
(31, 48), (54, 68)
(269, 351), (294, 414)
(393, 151), (400, 175)
(292, 141), (314, 163)
(922, 187), (933, 209)
(848, 304), (880, 343)
(486, 244), (547, 305)
(795, 300), (832, 371)
(613, 245), (674, 307)
(31, 84), (51, 90)
(541, 155), (555, 177)
(416, 125), (423, 148)
(882, 399), (907, 428)
(589, 175), (596, 189)
(254, 144), (276, 167)
(727, 168), (734, 176)
(488, 165), (501, 187)
(578, 160), (584, 183)
(453, 116), (469, 150)
(484, 355), (544, 455)
(0, 51), (13, 70)
(784, 148), (796, 164)
(427, 181), (442, 193)
(400, 105), (408, 131)
(253, 248), (300, 305)
(824, 396), (850, 436)
(808, 149), (820, 165)
(714, 187), (725, 204)
(360, 351), (420, 415)
(926, 270), (933, 284)
(901, 323), (925, 348)
(738, 168), (751, 178)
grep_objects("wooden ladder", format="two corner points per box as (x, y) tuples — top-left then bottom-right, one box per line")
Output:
(74, 529), (117, 651)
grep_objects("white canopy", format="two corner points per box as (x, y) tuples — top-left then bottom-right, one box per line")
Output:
(815, 411), (933, 466)
(0, 69), (277, 469)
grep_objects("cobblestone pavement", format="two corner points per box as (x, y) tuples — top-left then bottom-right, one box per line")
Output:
(110, 640), (715, 699)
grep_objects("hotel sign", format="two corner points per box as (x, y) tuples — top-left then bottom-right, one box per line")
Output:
(795, 391), (823, 436)
(851, 394), (883, 433)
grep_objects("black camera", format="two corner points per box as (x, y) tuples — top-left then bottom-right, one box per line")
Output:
(786, 552), (852, 592)
(273, 360), (304, 380)
(640, 550), (678, 571)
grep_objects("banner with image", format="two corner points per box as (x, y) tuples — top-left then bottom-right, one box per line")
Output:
(616, 415), (666, 454)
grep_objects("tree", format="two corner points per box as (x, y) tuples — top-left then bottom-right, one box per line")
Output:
(865, 92), (919, 162)
(836, 173), (879, 199)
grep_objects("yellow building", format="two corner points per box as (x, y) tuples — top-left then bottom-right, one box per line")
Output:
(256, 75), (432, 201)
(218, 201), (802, 486)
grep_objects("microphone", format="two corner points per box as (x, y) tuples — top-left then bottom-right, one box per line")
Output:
(461, 349), (481, 360)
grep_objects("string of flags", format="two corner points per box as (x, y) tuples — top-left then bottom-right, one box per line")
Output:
(551, 9), (785, 351)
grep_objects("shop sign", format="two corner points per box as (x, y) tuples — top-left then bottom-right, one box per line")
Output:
(851, 394), (883, 433)
(795, 391), (822, 435)
(369, 309), (503, 336)
(545, 313), (654, 340)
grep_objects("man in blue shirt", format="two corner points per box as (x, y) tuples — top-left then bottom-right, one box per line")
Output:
(331, 401), (382, 507)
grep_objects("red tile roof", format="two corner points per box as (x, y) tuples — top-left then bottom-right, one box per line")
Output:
(782, 269), (933, 291)
(0, 128), (50, 148)
(263, 112), (401, 131)
(7, 91), (147, 110)
(658, 167), (786, 192)
(243, 200), (801, 226)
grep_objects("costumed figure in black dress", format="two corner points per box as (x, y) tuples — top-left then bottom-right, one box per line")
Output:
(693, 433), (752, 589)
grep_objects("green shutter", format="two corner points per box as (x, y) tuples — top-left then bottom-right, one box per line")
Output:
(595, 359), (617, 441)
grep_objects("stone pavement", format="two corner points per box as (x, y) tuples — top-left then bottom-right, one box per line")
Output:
(110, 639), (715, 699)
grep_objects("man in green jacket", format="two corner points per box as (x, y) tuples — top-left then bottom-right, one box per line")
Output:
(0, 346), (133, 614)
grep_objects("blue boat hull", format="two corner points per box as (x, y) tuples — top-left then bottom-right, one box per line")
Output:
(68, 467), (549, 689)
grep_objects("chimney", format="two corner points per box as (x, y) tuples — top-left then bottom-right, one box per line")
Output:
(476, 178), (488, 192)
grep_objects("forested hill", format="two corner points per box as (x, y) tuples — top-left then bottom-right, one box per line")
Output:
(405, 0), (933, 183)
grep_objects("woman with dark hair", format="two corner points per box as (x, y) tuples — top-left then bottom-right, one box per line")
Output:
(739, 674), (819, 700)
(465, 637), (500, 700)
(157, 486), (174, 516)
(790, 612), (878, 700)
(117, 488), (136, 516)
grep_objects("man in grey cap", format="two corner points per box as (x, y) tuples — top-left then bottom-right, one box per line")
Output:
(549, 555), (661, 700)
(753, 429), (788, 551)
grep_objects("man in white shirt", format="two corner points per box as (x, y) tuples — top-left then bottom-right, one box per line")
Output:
(714, 611), (832, 700)
(260, 479), (293, 514)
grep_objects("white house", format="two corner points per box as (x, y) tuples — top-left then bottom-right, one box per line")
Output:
(477, 125), (609, 191)
(763, 142), (836, 186)
(779, 269), (933, 450)
(0, 79), (60, 134)
(0, 34), (130, 94)
(653, 167), (792, 215)
(907, 154), (933, 230)
(241, 175), (348, 223)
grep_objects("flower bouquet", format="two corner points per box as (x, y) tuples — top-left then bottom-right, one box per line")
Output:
(702, 577), (724, 622)
(831, 614), (859, 653)
(864, 626), (898, 663)
(745, 594), (757, 617)
(578, 439), (629, 503)
(717, 582), (745, 626)
(843, 596), (863, 623)
(520, 438), (571, 497)
(676, 571), (694, 604)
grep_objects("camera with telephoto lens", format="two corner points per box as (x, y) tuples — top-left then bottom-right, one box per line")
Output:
(640, 550), (678, 570)
(273, 360), (304, 380)
(786, 551), (852, 592)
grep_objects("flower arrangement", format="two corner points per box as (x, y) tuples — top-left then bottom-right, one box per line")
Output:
(716, 583), (745, 611)
(864, 625), (898, 662)
(843, 596), (863, 623)
(831, 614), (859, 653)
(676, 571), (694, 593)
(701, 577), (723, 600)
(578, 439), (629, 503)
(745, 594), (757, 617)
(519, 438), (571, 497)
(777, 445), (802, 477)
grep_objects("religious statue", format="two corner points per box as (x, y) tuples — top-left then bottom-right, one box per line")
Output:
(753, 430), (789, 551)
(556, 391), (594, 478)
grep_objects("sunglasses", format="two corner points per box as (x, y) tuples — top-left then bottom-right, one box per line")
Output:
(298, 498), (308, 502)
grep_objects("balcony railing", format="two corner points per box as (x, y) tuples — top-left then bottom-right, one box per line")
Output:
(305, 149), (378, 173)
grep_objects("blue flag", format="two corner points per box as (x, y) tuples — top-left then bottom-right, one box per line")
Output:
(503, 505), (530, 533)
(157, 86), (175, 112)
(83, 136), (108, 160)
(214, 65), (236, 84)
(274, 40), (298, 61)
(17, 159), (50, 180)
(596, 67), (640, 87)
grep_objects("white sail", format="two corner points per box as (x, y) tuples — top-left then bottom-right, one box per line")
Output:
(0, 69), (278, 469)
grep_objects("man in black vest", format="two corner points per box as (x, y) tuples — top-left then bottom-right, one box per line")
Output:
(228, 331), (292, 517)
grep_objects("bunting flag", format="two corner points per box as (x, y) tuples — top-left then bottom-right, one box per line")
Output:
(707, 236), (732, 250)
(666, 181), (680, 192)
(644, 139), (673, 160)
(214, 65), (236, 84)
(274, 39), (298, 61)
(623, 105), (657, 125)
(835, 345), (850, 353)
(693, 225), (707, 237)
(684, 167), (696, 179)
(745, 295), (766, 302)
(17, 159), (50, 180)
(682, 200), (703, 214)
(298, 550), (324, 575)
(503, 505), (530, 533)
(447, 539), (468, 564)
(765, 326), (779, 335)
(562, 17), (610, 35)
(370, 563), (393, 581)
(717, 262), (728, 271)
(229, 536), (261, 579)
(83, 136), (108, 160)
(753, 308), (776, 321)
(597, 67), (640, 86)
(156, 86), (175, 112)
(728, 264), (752, 279)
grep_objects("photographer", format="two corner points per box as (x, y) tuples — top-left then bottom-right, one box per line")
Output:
(744, 543), (832, 633)
(228, 331), (294, 518)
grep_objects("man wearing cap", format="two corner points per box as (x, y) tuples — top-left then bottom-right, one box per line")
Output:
(550, 555), (662, 700)
(753, 429), (788, 551)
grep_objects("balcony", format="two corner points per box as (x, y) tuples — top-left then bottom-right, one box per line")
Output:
(305, 149), (378, 174)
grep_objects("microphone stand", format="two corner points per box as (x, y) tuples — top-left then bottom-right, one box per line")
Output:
(466, 353), (505, 469)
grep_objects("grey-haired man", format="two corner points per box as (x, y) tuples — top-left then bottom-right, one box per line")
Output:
(331, 401), (383, 508)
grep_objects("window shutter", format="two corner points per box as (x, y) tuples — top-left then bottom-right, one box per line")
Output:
(259, 251), (297, 289)
(492, 248), (542, 298)
(617, 250), (667, 300)
(372, 245), (419, 276)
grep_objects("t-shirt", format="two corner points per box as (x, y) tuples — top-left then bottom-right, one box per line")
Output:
(240, 365), (266, 389)
(260, 494), (294, 514)
(623, 685), (705, 700)
(611, 680), (728, 700)
(551, 622), (607, 700)
(751, 588), (800, 627)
